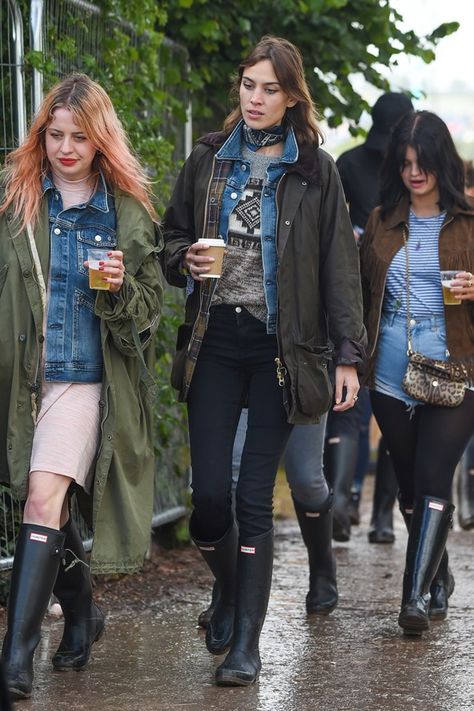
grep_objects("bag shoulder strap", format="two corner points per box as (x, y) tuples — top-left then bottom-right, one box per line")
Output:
(26, 222), (47, 311)
(402, 226), (414, 355)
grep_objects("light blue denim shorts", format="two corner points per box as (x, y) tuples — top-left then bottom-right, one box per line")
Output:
(374, 309), (449, 408)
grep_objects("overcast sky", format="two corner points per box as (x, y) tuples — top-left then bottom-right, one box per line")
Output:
(389, 0), (474, 93)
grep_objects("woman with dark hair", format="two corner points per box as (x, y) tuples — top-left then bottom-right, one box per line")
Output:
(162, 35), (366, 685)
(0, 74), (163, 700)
(360, 110), (474, 636)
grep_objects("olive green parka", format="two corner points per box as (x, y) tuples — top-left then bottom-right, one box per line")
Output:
(0, 188), (163, 573)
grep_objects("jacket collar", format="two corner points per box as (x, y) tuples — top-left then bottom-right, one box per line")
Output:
(385, 194), (474, 230)
(42, 170), (110, 212)
(198, 122), (321, 184)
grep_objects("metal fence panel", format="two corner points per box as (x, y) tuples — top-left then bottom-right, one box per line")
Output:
(0, 0), (26, 162)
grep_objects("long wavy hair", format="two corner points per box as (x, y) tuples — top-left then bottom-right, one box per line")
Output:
(380, 110), (469, 218)
(0, 73), (156, 230)
(223, 35), (323, 147)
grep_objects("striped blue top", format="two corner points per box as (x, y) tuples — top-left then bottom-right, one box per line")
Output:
(384, 210), (447, 317)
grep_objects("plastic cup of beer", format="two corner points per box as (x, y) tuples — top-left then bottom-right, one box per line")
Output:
(440, 270), (461, 306)
(196, 238), (225, 278)
(88, 248), (111, 290)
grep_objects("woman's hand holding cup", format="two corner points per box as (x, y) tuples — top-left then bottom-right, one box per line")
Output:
(185, 239), (225, 281)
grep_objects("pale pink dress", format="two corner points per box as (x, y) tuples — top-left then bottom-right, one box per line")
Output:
(29, 176), (102, 493)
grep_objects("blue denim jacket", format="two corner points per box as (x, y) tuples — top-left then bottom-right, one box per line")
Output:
(43, 173), (117, 382)
(198, 121), (298, 334)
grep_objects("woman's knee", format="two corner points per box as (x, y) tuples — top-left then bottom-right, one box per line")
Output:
(289, 477), (329, 511)
(191, 491), (231, 532)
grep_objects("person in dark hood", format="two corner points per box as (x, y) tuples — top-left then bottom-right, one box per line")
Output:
(325, 93), (413, 545)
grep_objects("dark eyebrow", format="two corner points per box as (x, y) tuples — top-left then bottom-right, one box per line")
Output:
(242, 75), (281, 87)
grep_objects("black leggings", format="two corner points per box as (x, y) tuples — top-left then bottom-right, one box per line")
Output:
(187, 305), (293, 541)
(370, 389), (474, 507)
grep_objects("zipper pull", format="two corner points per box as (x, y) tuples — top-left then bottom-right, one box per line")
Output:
(274, 357), (287, 387)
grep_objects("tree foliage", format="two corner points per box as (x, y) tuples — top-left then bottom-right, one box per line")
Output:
(160, 0), (459, 134)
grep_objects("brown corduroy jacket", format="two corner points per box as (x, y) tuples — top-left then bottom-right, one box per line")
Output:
(360, 195), (474, 386)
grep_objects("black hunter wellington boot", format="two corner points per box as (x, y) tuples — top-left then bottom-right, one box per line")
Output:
(215, 529), (273, 687)
(398, 500), (455, 621)
(2, 523), (65, 700)
(324, 436), (358, 542)
(428, 549), (455, 621)
(457, 438), (474, 530)
(293, 496), (338, 615)
(52, 517), (105, 671)
(0, 659), (12, 711)
(190, 516), (238, 655)
(197, 580), (220, 629)
(368, 440), (398, 544)
(398, 497), (454, 636)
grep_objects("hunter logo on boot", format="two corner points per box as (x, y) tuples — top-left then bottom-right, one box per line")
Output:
(429, 501), (444, 512)
(29, 532), (48, 543)
(241, 545), (256, 554)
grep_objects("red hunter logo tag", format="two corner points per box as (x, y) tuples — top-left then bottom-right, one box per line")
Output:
(29, 532), (48, 543)
(240, 545), (256, 554)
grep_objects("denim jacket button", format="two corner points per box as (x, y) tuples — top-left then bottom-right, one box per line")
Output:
(410, 318), (416, 327)
(285, 220), (290, 226)
(54, 227), (61, 235)
(302, 181), (307, 186)
(241, 165), (247, 171)
(94, 235), (102, 242)
(230, 192), (238, 199)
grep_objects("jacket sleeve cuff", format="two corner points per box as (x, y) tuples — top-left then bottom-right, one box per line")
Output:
(334, 338), (366, 373)
(161, 247), (188, 288)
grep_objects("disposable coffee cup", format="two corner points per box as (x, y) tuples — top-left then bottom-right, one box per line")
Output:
(197, 238), (225, 278)
(88, 248), (112, 290)
(440, 269), (461, 306)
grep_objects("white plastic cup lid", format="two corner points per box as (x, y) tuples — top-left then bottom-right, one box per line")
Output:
(197, 238), (225, 246)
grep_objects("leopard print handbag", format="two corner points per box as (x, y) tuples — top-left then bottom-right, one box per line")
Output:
(402, 352), (467, 407)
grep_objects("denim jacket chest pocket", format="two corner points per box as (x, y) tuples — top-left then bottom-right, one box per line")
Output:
(76, 226), (117, 276)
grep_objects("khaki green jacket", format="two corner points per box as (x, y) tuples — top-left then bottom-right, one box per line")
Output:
(0, 188), (164, 573)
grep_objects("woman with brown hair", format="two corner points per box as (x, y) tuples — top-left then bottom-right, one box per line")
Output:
(0, 73), (163, 699)
(162, 35), (365, 686)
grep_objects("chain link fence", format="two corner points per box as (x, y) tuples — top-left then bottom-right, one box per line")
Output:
(0, 0), (190, 572)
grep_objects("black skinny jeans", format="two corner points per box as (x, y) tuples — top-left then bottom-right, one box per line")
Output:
(370, 389), (474, 508)
(187, 305), (293, 541)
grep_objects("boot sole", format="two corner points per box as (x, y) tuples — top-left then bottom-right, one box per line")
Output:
(399, 614), (428, 637)
(215, 670), (259, 686)
(52, 619), (105, 671)
(8, 686), (32, 700)
(368, 533), (395, 544)
(306, 600), (338, 616)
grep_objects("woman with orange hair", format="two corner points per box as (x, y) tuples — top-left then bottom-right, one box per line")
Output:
(0, 74), (163, 700)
